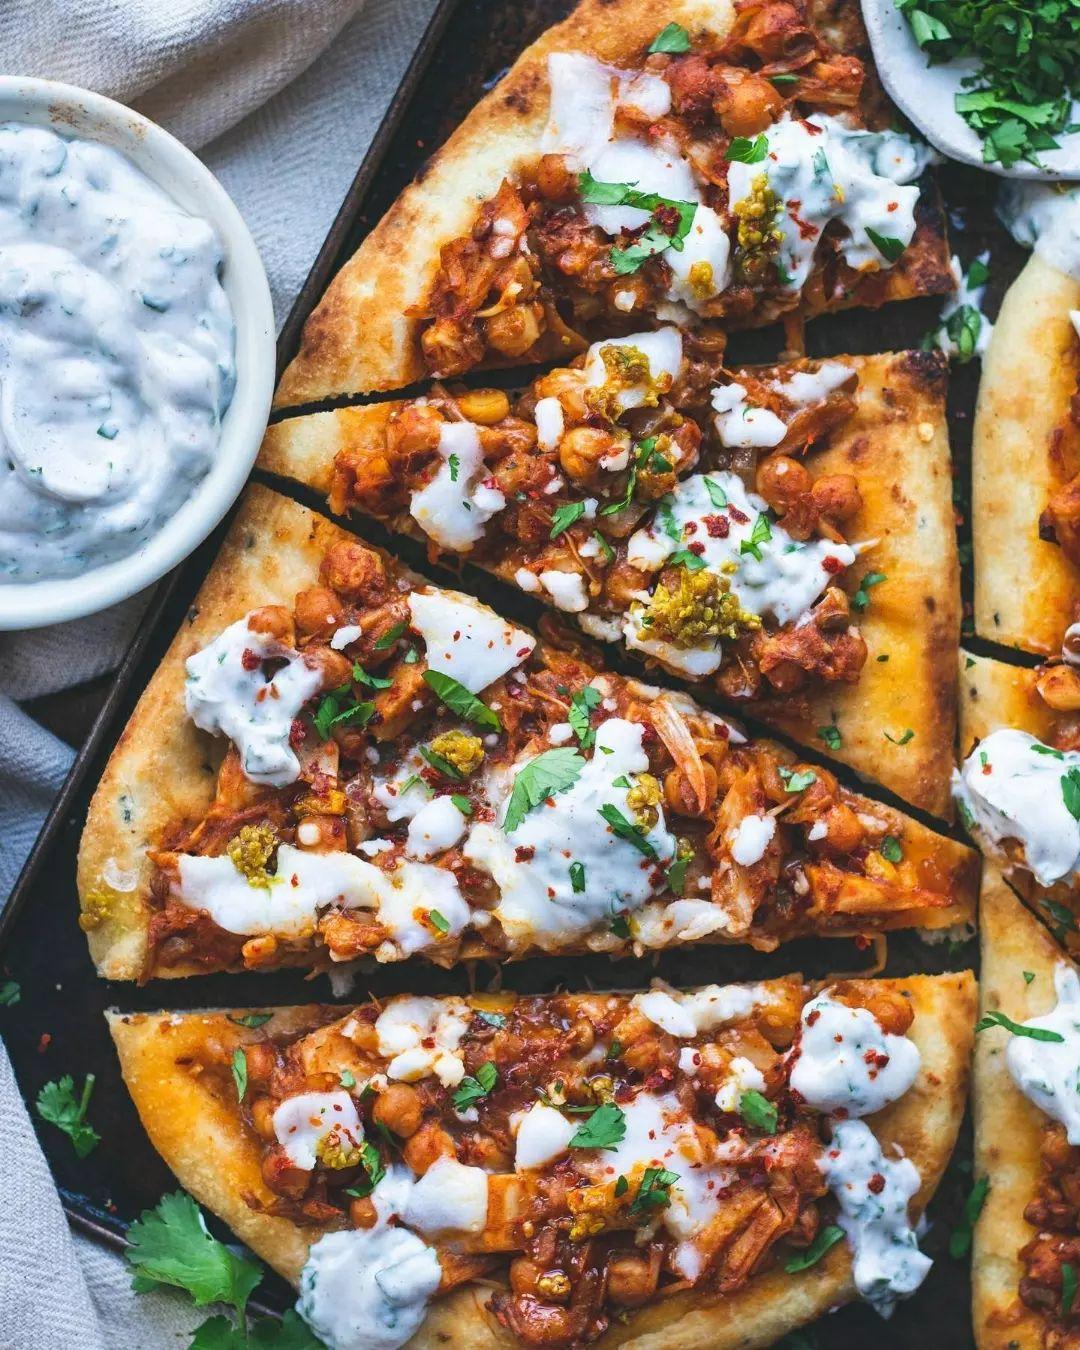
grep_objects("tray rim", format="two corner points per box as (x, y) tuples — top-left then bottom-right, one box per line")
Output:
(0, 0), (461, 1248)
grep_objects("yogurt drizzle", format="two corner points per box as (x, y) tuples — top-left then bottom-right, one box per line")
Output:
(0, 123), (235, 582)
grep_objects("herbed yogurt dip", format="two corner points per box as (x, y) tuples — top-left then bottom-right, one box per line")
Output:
(0, 122), (236, 583)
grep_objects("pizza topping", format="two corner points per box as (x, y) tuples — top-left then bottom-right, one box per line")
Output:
(408, 588), (534, 692)
(273, 1091), (363, 1170)
(1002, 964), (1080, 1145)
(298, 1167), (442, 1350)
(789, 992), (922, 1118)
(374, 995), (470, 1087)
(184, 614), (322, 787)
(952, 728), (1080, 887)
(464, 717), (676, 949)
(581, 328), (683, 416)
(405, 794), (468, 859)
(727, 114), (927, 293)
(819, 1119), (931, 1315)
(1001, 181), (1080, 282)
(408, 420), (506, 550)
(403, 1156), (490, 1235)
(514, 1102), (577, 1169)
(631, 981), (781, 1038)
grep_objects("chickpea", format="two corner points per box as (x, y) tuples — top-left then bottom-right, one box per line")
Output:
(810, 473), (862, 525)
(456, 388), (510, 425)
(536, 153), (579, 204)
(403, 1120), (455, 1175)
(567, 1018), (595, 1055)
(348, 1196), (379, 1229)
(663, 760), (719, 818)
(246, 604), (294, 644)
(372, 1083), (423, 1138)
(714, 70), (784, 138)
(818, 803), (865, 854)
(533, 368), (588, 422)
(756, 455), (811, 515)
(242, 1041), (277, 1092)
(1036, 665), (1080, 712)
(294, 586), (343, 638)
(737, 3), (815, 62)
(319, 541), (387, 603)
(485, 303), (542, 358)
(249, 1094), (277, 1140)
(510, 1257), (545, 1296)
(559, 426), (623, 489)
(305, 646), (354, 693)
(606, 1254), (659, 1308)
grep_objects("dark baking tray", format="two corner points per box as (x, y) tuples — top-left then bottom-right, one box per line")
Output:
(0, 0), (1037, 1341)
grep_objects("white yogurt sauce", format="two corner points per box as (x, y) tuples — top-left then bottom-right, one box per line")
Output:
(999, 182), (1080, 281)
(464, 716), (676, 950)
(297, 1166), (441, 1350)
(819, 1119), (931, 1316)
(726, 114), (930, 292)
(403, 1156), (489, 1235)
(0, 123), (236, 582)
(514, 1102), (577, 1169)
(273, 1091), (362, 1170)
(374, 995), (470, 1087)
(184, 614), (321, 787)
(953, 728), (1080, 887)
(409, 420), (506, 550)
(789, 992), (921, 1118)
(1005, 963), (1080, 1144)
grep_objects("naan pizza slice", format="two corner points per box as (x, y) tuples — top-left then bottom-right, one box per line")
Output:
(78, 484), (976, 981)
(110, 971), (974, 1348)
(274, 0), (951, 407)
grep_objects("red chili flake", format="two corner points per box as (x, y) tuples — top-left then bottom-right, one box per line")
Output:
(291, 874), (300, 887)
(240, 648), (261, 671)
(684, 520), (699, 536)
(453, 630), (462, 641)
(516, 647), (531, 657)
(728, 505), (749, 525)
(868, 1172), (887, 1195)
(853, 934), (871, 950)
(786, 200), (820, 241)
(833, 1105), (849, 1119)
(806, 1009), (821, 1027)
(653, 203), (681, 233)
(800, 119), (824, 135)
(703, 514), (730, 538)
(689, 541), (705, 555)
(37, 1033), (52, 1054)
(887, 201), (898, 212)
(865, 1050), (890, 1069)
(515, 846), (536, 862)
(421, 1036), (436, 1049)
(289, 719), (307, 749)
(821, 555), (845, 574)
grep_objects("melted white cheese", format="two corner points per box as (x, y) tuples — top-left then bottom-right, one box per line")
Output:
(375, 995), (470, 1087)
(582, 328), (683, 414)
(714, 1055), (767, 1114)
(372, 859), (470, 958)
(273, 1091), (362, 1170)
(1006, 963), (1080, 1145)
(789, 993), (921, 1118)
(539, 568), (589, 612)
(953, 728), (1080, 887)
(999, 181), (1080, 281)
(373, 748), (431, 823)
(405, 795), (468, 860)
(819, 1119), (931, 1317)
(403, 1156), (489, 1235)
(297, 1166), (441, 1350)
(727, 114), (927, 292)
(464, 717), (675, 950)
(632, 982), (780, 1039)
(184, 616), (321, 787)
(711, 383), (787, 449)
(772, 361), (853, 406)
(728, 813), (777, 866)
(534, 396), (565, 451)
(408, 588), (534, 692)
(514, 1103), (577, 1169)
(409, 420), (506, 550)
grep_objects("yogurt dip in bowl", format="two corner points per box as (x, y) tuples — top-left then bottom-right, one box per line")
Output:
(0, 79), (274, 629)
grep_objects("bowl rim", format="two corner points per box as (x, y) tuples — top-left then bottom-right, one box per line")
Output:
(0, 76), (275, 631)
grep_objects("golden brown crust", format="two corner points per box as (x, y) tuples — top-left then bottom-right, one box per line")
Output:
(973, 866), (1072, 1349)
(957, 650), (1053, 757)
(973, 253), (1080, 657)
(110, 970), (975, 1347)
(262, 351), (959, 814)
(273, 0), (735, 408)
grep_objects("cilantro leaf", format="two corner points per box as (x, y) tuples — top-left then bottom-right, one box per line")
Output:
(630, 1165), (679, 1212)
(975, 1010), (1065, 1042)
(739, 512), (772, 561)
(351, 664), (393, 690)
(949, 1175), (990, 1259)
(419, 744), (464, 781)
(550, 501), (587, 539)
(450, 793), (473, 816)
(703, 477), (728, 508)
(668, 548), (707, 571)
(648, 21), (690, 53)
(227, 1013), (272, 1030)
(427, 909), (450, 935)
(503, 748), (584, 832)
(879, 835), (903, 863)
(865, 227), (906, 264)
(816, 723), (842, 751)
(1062, 767), (1080, 821)
(568, 685), (602, 749)
(36, 1074), (101, 1158)
(725, 134), (768, 164)
(126, 1192), (261, 1318)
(569, 861), (587, 892)
(784, 1224), (845, 1273)
(778, 766), (816, 793)
(374, 620), (407, 651)
(0, 979), (20, 1006)
(1064, 1262), (1078, 1317)
(453, 1061), (498, 1110)
(476, 1010), (507, 1029)
(944, 303), (983, 363)
(578, 171), (698, 275)
(852, 571), (887, 610)
(884, 728), (915, 746)
(598, 803), (659, 859)
(569, 1102), (627, 1149)
(666, 853), (689, 895)
(345, 1141), (386, 1199)
(739, 1089), (778, 1134)
(231, 1049), (248, 1102)
(422, 669), (501, 730)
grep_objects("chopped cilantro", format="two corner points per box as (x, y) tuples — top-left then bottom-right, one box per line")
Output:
(816, 723), (842, 751)
(879, 835), (903, 863)
(450, 793), (473, 816)
(598, 803), (659, 859)
(550, 501), (587, 539)
(427, 909), (450, 935)
(610, 914), (632, 939)
(448, 452), (460, 482)
(949, 1175), (990, 1259)
(422, 669), (501, 730)
(630, 1165), (679, 1213)
(784, 1224), (844, 1273)
(703, 476), (728, 508)
(345, 1141), (386, 1200)
(419, 744), (464, 781)
(568, 685), (602, 749)
(36, 1074), (101, 1158)
(352, 663), (393, 690)
(739, 1089), (778, 1134)
(476, 1010), (507, 1029)
(231, 1049), (248, 1102)
(593, 531), (615, 563)
(865, 227), (906, 263)
(578, 171), (698, 275)
(453, 1061), (498, 1110)
(0, 979), (20, 1006)
(1062, 767), (1080, 820)
(569, 1102), (627, 1149)
(725, 134), (769, 163)
(778, 766), (816, 793)
(884, 728), (915, 746)
(569, 861), (586, 893)
(374, 620), (407, 651)
(852, 571), (887, 610)
(668, 548), (707, 571)
(227, 1013), (272, 1030)
(975, 1010), (1064, 1042)
(648, 21), (690, 52)
(503, 748), (584, 832)
(739, 511), (773, 561)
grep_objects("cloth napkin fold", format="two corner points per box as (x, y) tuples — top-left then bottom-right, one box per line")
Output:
(0, 0), (438, 1342)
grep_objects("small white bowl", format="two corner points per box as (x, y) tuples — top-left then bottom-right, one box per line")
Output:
(862, 0), (1080, 180)
(0, 78), (275, 631)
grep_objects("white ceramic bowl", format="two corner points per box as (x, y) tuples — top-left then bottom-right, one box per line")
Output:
(0, 78), (275, 631)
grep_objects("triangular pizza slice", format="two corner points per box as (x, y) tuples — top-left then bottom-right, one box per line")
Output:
(973, 866), (1080, 1349)
(261, 343), (959, 813)
(956, 650), (1080, 956)
(274, 0), (952, 407)
(78, 484), (975, 981)
(109, 971), (974, 1347)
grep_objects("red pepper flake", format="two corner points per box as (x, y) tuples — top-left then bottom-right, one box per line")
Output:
(833, 1105), (849, 1119)
(37, 1033), (52, 1053)
(728, 505), (749, 525)
(853, 934), (871, 950)
(240, 648), (261, 671)
(868, 1172), (887, 1194)
(684, 520), (698, 536)
(887, 201), (898, 212)
(787, 199), (820, 241)
(516, 646), (531, 657)
(689, 541), (705, 555)
(515, 846), (536, 862)
(865, 1050), (890, 1069)
(800, 119), (824, 135)
(821, 555), (845, 574)
(806, 1009), (821, 1027)
(703, 514), (730, 538)
(289, 719), (307, 749)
